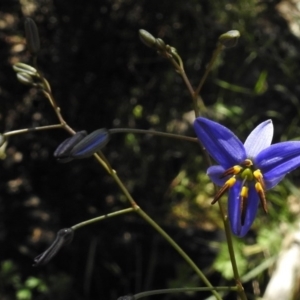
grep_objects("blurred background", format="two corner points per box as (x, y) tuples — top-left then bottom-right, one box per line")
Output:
(1, 0), (300, 299)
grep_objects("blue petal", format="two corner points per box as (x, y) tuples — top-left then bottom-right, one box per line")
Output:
(255, 141), (300, 178)
(228, 182), (259, 237)
(244, 120), (273, 159)
(207, 165), (227, 186)
(264, 175), (285, 190)
(194, 118), (246, 168)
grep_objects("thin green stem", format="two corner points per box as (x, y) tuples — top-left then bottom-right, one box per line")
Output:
(71, 208), (134, 231)
(108, 128), (197, 143)
(42, 90), (74, 133)
(195, 43), (223, 97)
(93, 152), (112, 174)
(134, 286), (237, 299)
(223, 217), (247, 300)
(110, 171), (222, 300)
(167, 56), (201, 117)
(137, 209), (222, 300)
(4, 124), (63, 137)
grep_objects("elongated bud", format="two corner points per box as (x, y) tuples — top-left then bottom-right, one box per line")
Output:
(54, 131), (87, 163)
(218, 30), (240, 48)
(13, 63), (37, 76)
(16, 73), (34, 86)
(33, 228), (74, 267)
(155, 38), (166, 52)
(139, 29), (156, 48)
(24, 18), (40, 55)
(70, 129), (110, 158)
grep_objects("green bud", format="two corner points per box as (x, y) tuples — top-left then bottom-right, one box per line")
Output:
(24, 18), (40, 55)
(13, 63), (37, 76)
(155, 38), (166, 52)
(218, 30), (240, 48)
(139, 29), (156, 48)
(16, 72), (34, 85)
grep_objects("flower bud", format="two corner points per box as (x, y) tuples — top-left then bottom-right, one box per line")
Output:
(54, 131), (87, 163)
(139, 29), (156, 48)
(218, 30), (240, 48)
(24, 18), (40, 55)
(70, 128), (110, 158)
(155, 38), (166, 52)
(16, 73), (34, 85)
(13, 63), (37, 76)
(33, 228), (74, 267)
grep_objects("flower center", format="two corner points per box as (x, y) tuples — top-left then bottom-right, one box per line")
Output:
(212, 159), (267, 225)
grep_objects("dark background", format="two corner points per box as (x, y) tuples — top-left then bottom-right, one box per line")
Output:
(1, 0), (300, 299)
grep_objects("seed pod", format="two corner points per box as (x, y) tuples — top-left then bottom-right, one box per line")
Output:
(70, 128), (110, 159)
(54, 131), (87, 162)
(24, 18), (40, 55)
(139, 29), (156, 48)
(33, 228), (74, 267)
(218, 30), (240, 48)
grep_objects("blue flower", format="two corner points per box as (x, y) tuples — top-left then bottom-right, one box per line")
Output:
(194, 117), (300, 237)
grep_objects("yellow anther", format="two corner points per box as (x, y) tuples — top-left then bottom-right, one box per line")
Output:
(240, 186), (248, 198)
(253, 169), (265, 190)
(212, 177), (236, 204)
(233, 165), (243, 174)
(241, 159), (253, 167)
(240, 186), (249, 225)
(221, 165), (242, 178)
(255, 182), (268, 213)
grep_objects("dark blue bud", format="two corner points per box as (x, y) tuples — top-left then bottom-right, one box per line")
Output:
(70, 128), (110, 159)
(24, 18), (40, 55)
(54, 131), (87, 162)
(33, 228), (74, 267)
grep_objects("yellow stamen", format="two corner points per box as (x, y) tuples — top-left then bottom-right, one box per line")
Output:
(241, 159), (253, 167)
(255, 182), (268, 213)
(240, 186), (249, 225)
(212, 177), (236, 204)
(253, 169), (265, 190)
(221, 165), (242, 178)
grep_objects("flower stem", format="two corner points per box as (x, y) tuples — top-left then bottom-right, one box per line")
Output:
(223, 216), (248, 300)
(71, 208), (134, 231)
(168, 56), (201, 117)
(4, 124), (63, 137)
(108, 128), (197, 143)
(109, 170), (222, 300)
(194, 43), (223, 97)
(133, 286), (237, 299)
